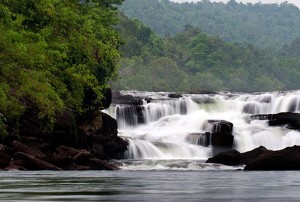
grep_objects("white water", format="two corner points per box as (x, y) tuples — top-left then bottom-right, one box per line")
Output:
(105, 90), (300, 163)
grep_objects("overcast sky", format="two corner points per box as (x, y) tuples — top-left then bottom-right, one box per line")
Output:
(170, 0), (300, 8)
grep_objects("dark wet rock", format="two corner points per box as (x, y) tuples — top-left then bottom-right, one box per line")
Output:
(0, 152), (11, 168)
(189, 90), (217, 94)
(240, 146), (269, 164)
(251, 112), (300, 130)
(202, 120), (234, 148)
(112, 90), (143, 105)
(86, 158), (118, 170)
(244, 146), (300, 171)
(51, 146), (82, 166)
(5, 160), (27, 171)
(78, 111), (128, 159)
(0, 144), (13, 156)
(14, 152), (61, 170)
(73, 150), (92, 165)
(11, 141), (47, 160)
(100, 88), (112, 109)
(206, 150), (240, 165)
(91, 143), (104, 159)
(206, 146), (269, 166)
(205, 120), (233, 134)
(168, 93), (183, 99)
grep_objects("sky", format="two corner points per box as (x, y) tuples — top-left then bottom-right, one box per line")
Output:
(170, 0), (300, 8)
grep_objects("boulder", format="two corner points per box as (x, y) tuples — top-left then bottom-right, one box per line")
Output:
(0, 152), (11, 168)
(78, 111), (128, 159)
(112, 90), (143, 105)
(240, 146), (269, 164)
(206, 150), (240, 165)
(14, 152), (61, 170)
(206, 146), (269, 166)
(244, 146), (300, 171)
(202, 120), (234, 148)
(50, 146), (92, 168)
(251, 112), (300, 130)
(168, 93), (183, 98)
(5, 160), (27, 171)
(86, 158), (118, 170)
(11, 141), (47, 160)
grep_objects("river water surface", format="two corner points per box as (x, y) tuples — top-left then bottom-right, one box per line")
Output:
(1, 170), (300, 201)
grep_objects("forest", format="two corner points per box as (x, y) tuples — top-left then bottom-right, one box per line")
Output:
(112, 11), (300, 93)
(120, 0), (300, 49)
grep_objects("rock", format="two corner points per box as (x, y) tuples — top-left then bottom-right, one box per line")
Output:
(0, 152), (11, 168)
(5, 160), (27, 171)
(244, 146), (300, 170)
(51, 146), (84, 167)
(91, 143), (104, 159)
(240, 146), (269, 164)
(168, 93), (183, 98)
(86, 158), (118, 170)
(189, 90), (217, 94)
(251, 112), (300, 130)
(206, 146), (269, 166)
(206, 150), (240, 165)
(0, 144), (13, 156)
(100, 88), (112, 109)
(11, 141), (47, 160)
(112, 90), (143, 105)
(14, 152), (61, 170)
(73, 150), (92, 164)
(51, 109), (77, 146)
(202, 120), (234, 148)
(205, 120), (233, 133)
(79, 111), (128, 159)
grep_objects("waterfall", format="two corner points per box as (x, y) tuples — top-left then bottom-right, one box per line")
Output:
(105, 90), (300, 160)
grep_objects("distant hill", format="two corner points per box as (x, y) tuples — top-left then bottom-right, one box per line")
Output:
(112, 14), (300, 92)
(120, 0), (300, 49)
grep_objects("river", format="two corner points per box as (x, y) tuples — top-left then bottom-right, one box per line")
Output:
(1, 170), (300, 201)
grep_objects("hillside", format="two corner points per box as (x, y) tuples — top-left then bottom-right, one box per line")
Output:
(111, 14), (300, 92)
(120, 0), (300, 49)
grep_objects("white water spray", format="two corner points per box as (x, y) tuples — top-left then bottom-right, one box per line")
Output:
(105, 90), (300, 162)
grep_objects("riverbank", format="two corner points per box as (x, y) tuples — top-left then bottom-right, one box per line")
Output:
(0, 109), (128, 171)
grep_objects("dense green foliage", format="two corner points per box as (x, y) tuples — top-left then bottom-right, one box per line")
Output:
(112, 16), (300, 93)
(120, 0), (300, 49)
(0, 0), (123, 136)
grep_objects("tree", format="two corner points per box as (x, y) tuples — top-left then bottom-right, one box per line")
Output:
(0, 0), (123, 135)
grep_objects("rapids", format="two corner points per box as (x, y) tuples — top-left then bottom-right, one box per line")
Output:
(104, 90), (300, 163)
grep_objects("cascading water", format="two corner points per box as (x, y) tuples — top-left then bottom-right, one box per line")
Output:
(104, 90), (300, 170)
